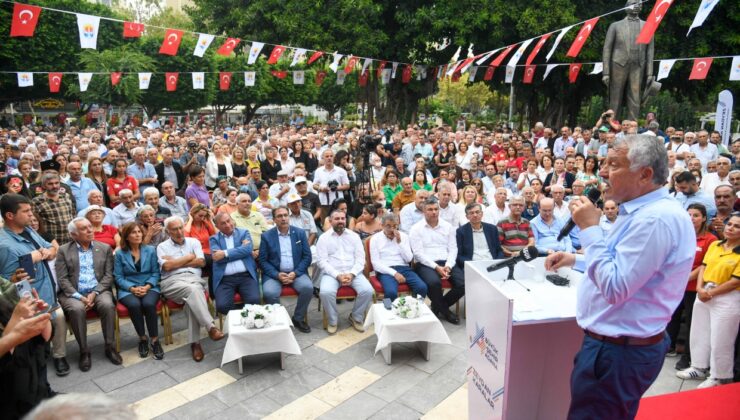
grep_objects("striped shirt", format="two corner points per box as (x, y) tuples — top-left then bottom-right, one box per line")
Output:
(496, 217), (533, 252)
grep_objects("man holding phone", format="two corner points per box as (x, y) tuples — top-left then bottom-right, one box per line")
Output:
(0, 194), (69, 376)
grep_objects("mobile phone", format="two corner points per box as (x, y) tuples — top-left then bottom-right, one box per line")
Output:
(36, 303), (60, 317)
(15, 279), (33, 300)
(18, 253), (36, 280)
(383, 298), (392, 310)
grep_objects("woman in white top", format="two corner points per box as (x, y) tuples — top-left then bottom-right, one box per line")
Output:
(205, 141), (233, 189)
(455, 141), (473, 170)
(536, 155), (554, 180)
(456, 185), (486, 225)
(517, 158), (541, 191)
(278, 146), (296, 178)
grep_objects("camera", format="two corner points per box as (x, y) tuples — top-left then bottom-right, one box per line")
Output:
(328, 180), (339, 192)
(360, 134), (381, 153)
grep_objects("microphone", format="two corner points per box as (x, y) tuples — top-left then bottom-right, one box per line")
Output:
(556, 189), (601, 241)
(487, 246), (539, 272)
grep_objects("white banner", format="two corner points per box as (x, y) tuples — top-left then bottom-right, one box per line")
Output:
(78, 73), (92, 92)
(380, 68), (391, 85)
(293, 70), (305, 85)
(716, 90), (733, 147)
(247, 42), (264, 64)
(192, 72), (205, 89)
(329, 53), (344, 73)
(507, 38), (535, 68)
(244, 71), (256, 87)
(447, 60), (461, 77)
(469, 66), (479, 82)
(336, 70), (346, 85)
(290, 48), (307, 67)
(76, 14), (101, 49)
(417, 65), (427, 80)
(687, 0), (721, 36)
(546, 25), (574, 62)
(590, 63), (603, 75)
(17, 72), (33, 87)
(657, 59), (677, 81)
(543, 64), (560, 80)
(193, 33), (215, 57)
(391, 62), (399, 78)
(476, 49), (500, 65)
(361, 58), (372, 75)
(138, 72), (151, 90)
(730, 56), (740, 81)
(504, 65), (516, 83)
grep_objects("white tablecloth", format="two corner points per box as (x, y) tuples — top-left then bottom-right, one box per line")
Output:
(363, 303), (451, 354)
(220, 305), (302, 367)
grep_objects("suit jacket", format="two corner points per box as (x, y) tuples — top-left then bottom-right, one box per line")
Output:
(55, 240), (114, 299)
(456, 222), (504, 269)
(603, 18), (654, 73)
(113, 245), (161, 300)
(258, 226), (312, 280)
(209, 228), (258, 291)
(155, 161), (185, 191)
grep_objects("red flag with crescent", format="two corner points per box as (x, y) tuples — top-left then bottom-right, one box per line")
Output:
(344, 56), (359, 74)
(359, 71), (369, 86)
(637, 0), (674, 44)
(159, 29), (184, 55)
(523, 65), (536, 84)
(110, 72), (122, 86)
(48, 73), (63, 93)
(315, 71), (327, 86)
(271, 70), (288, 79)
(376, 61), (387, 78)
(307, 51), (324, 65)
(401, 65), (412, 84)
(689, 58), (713, 80)
(10, 3), (41, 37)
(216, 38), (241, 56)
(568, 63), (582, 83)
(566, 17), (599, 58)
(123, 21), (144, 38)
(267, 46), (286, 64)
(165, 72), (179, 91)
(219, 72), (232, 90)
(483, 66), (495, 81)
(490, 45), (516, 67)
(525, 34), (551, 65)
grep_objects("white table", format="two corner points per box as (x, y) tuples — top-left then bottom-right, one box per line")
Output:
(363, 302), (452, 364)
(220, 305), (302, 374)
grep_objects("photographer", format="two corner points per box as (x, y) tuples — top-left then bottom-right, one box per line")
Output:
(179, 141), (207, 175)
(313, 149), (350, 220)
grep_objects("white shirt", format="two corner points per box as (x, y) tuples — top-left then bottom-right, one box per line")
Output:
(553, 201), (571, 222)
(472, 227), (494, 261)
(111, 202), (141, 228)
(409, 219), (458, 269)
(690, 143), (718, 170)
(269, 182), (297, 205)
(157, 237), (205, 280)
(369, 231), (414, 276)
(222, 233), (248, 276)
(670, 142), (691, 168)
(439, 202), (461, 228)
(483, 203), (510, 226)
(399, 203), (424, 233)
(313, 165), (350, 206)
(599, 215), (617, 233)
(699, 172), (731, 195)
(316, 228), (365, 279)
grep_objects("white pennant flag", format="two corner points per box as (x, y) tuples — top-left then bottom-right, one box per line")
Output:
(193, 34), (215, 57)
(656, 59), (677, 81)
(248, 42), (264, 64)
(361, 58), (372, 75)
(417, 65), (427, 80)
(446, 61), (461, 77)
(546, 25), (574, 61)
(543, 64), (560, 80)
(507, 38), (535, 67)
(244, 71), (256, 87)
(437, 65), (445, 79)
(469, 67), (479, 82)
(590, 63), (603, 75)
(78, 73), (92, 92)
(138, 73), (152, 90)
(729, 56), (740, 81)
(293, 70), (305, 85)
(17, 72), (33, 87)
(192, 72), (205, 89)
(336, 70), (346, 85)
(76, 14), (101, 49)
(380, 68), (391, 84)
(290, 48), (307, 67)
(476, 49), (500, 65)
(505, 65), (516, 83)
(687, 0), (721, 36)
(391, 62), (399, 78)
(329, 53), (344, 73)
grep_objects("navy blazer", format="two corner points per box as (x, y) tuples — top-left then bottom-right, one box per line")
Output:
(258, 226), (312, 280)
(209, 228), (258, 291)
(456, 222), (504, 268)
(114, 245), (161, 300)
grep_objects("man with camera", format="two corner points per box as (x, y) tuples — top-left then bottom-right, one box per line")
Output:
(313, 149), (350, 219)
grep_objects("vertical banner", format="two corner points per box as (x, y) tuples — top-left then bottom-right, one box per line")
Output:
(192, 72), (205, 89)
(716, 90), (733, 147)
(193, 34), (215, 57)
(78, 73), (92, 92)
(138, 73), (151, 89)
(656, 59), (677, 81)
(165, 72), (178, 91)
(336, 70), (346, 85)
(248, 42), (264, 64)
(244, 71), (256, 87)
(17, 72), (34, 87)
(76, 14), (101, 49)
(380, 68), (391, 85)
(48, 73), (62, 93)
(293, 70), (305, 85)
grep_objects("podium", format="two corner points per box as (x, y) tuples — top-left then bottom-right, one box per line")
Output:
(465, 258), (583, 420)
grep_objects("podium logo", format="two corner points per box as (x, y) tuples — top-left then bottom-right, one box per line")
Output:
(470, 323), (486, 355)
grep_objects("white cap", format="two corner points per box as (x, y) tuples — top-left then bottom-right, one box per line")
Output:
(286, 193), (302, 204)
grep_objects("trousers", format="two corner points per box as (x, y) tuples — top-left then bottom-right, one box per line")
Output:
(319, 273), (373, 326)
(689, 291), (740, 379)
(214, 273), (260, 315)
(60, 290), (116, 351)
(376, 266), (427, 301)
(262, 274), (313, 319)
(160, 273), (214, 344)
(119, 290), (160, 339)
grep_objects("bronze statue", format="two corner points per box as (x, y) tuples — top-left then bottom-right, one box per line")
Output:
(602, 0), (658, 121)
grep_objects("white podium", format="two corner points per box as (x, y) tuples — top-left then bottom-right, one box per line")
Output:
(465, 258), (583, 420)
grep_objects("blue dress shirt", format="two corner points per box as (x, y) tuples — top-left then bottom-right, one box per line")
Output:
(531, 215), (572, 253)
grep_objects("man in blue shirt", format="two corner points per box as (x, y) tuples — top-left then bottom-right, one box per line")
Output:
(673, 170), (717, 218)
(127, 147), (157, 203)
(531, 198), (572, 254)
(66, 161), (99, 212)
(546, 135), (695, 419)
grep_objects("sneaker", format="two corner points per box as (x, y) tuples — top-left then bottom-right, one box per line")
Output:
(665, 349), (678, 357)
(327, 324), (338, 334)
(675, 354), (691, 371)
(676, 367), (709, 380)
(697, 378), (730, 389)
(348, 315), (365, 332)
(138, 339), (149, 358)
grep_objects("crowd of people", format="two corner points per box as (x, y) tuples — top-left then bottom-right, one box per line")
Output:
(0, 110), (738, 416)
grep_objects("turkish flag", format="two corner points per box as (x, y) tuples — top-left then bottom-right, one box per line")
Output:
(344, 56), (359, 74)
(10, 3), (42, 37)
(165, 72), (179, 91)
(566, 17), (599, 58)
(525, 34), (551, 65)
(123, 21), (144, 38)
(376, 61), (387, 78)
(483, 66), (495, 81)
(271, 70), (288, 79)
(689, 57), (713, 80)
(110, 72), (122, 86)
(491, 45), (516, 67)
(359, 71), (369, 86)
(568, 63), (582, 83)
(401, 65), (412, 84)
(217, 38), (241, 56)
(451, 72), (461, 83)
(219, 72), (232, 90)
(307, 51), (324, 65)
(48, 73), (63, 93)
(159, 29), (184, 55)
(315, 71), (327, 86)
(523, 65), (536, 84)
(457, 57), (476, 74)
(637, 0), (674, 44)
(267, 45), (286, 64)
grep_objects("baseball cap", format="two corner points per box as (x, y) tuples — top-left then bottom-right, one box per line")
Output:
(294, 176), (308, 185)
(277, 170), (288, 177)
(286, 193), (302, 204)
(86, 205), (106, 214)
(598, 125), (610, 133)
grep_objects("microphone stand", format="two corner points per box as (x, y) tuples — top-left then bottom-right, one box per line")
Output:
(505, 265), (531, 292)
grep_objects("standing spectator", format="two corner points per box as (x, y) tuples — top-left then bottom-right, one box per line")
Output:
(66, 162), (99, 212)
(690, 131), (719, 170)
(700, 157), (731, 194)
(32, 172), (76, 244)
(206, 142), (233, 189)
(313, 149), (350, 219)
(127, 148), (157, 202)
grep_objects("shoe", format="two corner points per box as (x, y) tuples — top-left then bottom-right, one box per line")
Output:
(313, 287), (320, 299)
(53, 357), (70, 377)
(138, 339), (149, 358)
(208, 326), (225, 341)
(675, 354), (691, 371)
(666, 348), (678, 357)
(292, 317), (311, 333)
(151, 340), (164, 360)
(79, 351), (92, 372)
(697, 378), (729, 389)
(191, 343), (204, 362)
(438, 309), (460, 325)
(105, 346), (123, 365)
(327, 324), (338, 334)
(676, 367), (709, 380)
(348, 315), (365, 332)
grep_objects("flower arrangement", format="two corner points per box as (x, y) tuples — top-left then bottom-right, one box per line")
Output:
(240, 304), (275, 329)
(392, 295), (424, 319)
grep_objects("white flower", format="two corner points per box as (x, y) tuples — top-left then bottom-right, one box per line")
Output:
(254, 318), (265, 328)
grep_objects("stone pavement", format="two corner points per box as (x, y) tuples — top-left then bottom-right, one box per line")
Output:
(48, 297), (694, 419)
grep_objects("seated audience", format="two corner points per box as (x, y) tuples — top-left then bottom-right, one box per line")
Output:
(111, 189), (141, 227)
(531, 198), (572, 254)
(85, 205), (120, 249)
(497, 196), (535, 257)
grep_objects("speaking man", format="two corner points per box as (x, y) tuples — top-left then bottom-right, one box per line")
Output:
(545, 135), (694, 419)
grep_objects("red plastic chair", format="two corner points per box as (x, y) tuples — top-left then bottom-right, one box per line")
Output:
(161, 289), (214, 345)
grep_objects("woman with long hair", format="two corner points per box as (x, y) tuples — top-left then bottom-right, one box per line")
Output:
(53, 153), (69, 183)
(456, 169), (472, 191)
(206, 141), (233, 189)
(457, 185), (484, 225)
(230, 146), (248, 178)
(292, 139), (317, 176)
(253, 180), (279, 224)
(434, 141), (454, 174)
(106, 158), (139, 207)
(0, 175), (31, 197)
(87, 156), (109, 205)
(531, 178), (546, 203)
(517, 159), (541, 191)
(413, 169), (432, 192)
(353, 203), (384, 240)
(577, 156), (601, 195)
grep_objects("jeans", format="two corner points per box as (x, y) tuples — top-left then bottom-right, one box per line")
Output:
(119, 290), (160, 338)
(262, 274), (313, 319)
(376, 266), (427, 301)
(214, 273), (260, 315)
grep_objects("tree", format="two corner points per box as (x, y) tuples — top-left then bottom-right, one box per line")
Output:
(436, 74), (495, 114)
(313, 72), (360, 117)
